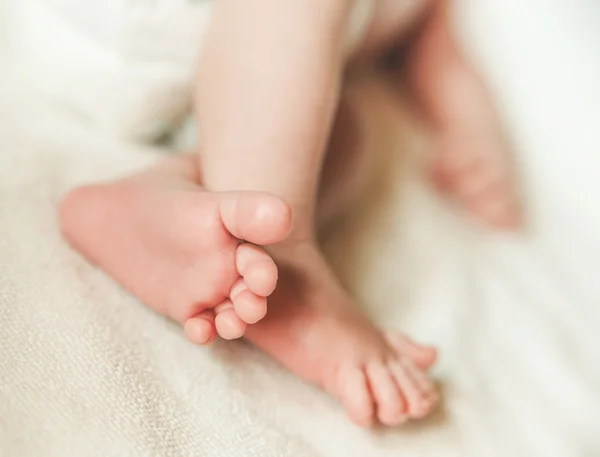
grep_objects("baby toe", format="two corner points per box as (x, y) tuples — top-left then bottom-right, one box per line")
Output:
(230, 280), (268, 324)
(184, 310), (216, 345)
(236, 244), (278, 297)
(366, 361), (408, 426)
(402, 358), (439, 406)
(384, 331), (437, 369)
(390, 360), (432, 420)
(337, 367), (375, 428)
(214, 300), (247, 340)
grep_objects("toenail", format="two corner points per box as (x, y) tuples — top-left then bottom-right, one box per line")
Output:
(253, 201), (279, 224)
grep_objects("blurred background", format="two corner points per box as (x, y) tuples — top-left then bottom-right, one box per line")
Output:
(0, 1), (598, 456)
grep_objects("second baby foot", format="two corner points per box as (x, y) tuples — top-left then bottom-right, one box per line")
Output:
(430, 125), (522, 229)
(246, 242), (439, 427)
(59, 155), (291, 343)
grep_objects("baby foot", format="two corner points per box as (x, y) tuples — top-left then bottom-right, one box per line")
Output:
(430, 125), (521, 229)
(59, 156), (291, 343)
(245, 242), (439, 427)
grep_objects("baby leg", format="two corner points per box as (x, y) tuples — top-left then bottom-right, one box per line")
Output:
(248, 78), (439, 427)
(399, 0), (522, 227)
(195, 0), (438, 426)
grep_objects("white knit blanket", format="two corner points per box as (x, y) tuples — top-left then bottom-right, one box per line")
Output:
(1, 1), (599, 456)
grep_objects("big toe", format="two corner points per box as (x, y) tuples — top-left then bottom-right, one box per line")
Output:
(219, 192), (292, 245)
(384, 332), (437, 369)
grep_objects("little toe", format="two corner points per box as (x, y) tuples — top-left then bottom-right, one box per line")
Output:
(337, 367), (375, 428)
(366, 361), (408, 426)
(384, 332), (437, 369)
(230, 280), (268, 324)
(214, 300), (247, 340)
(219, 192), (292, 245)
(390, 360), (432, 420)
(184, 310), (216, 345)
(236, 244), (278, 297)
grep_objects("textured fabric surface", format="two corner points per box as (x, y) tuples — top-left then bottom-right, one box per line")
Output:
(3, 0), (212, 141)
(2, 0), (396, 142)
(1, 0), (600, 456)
